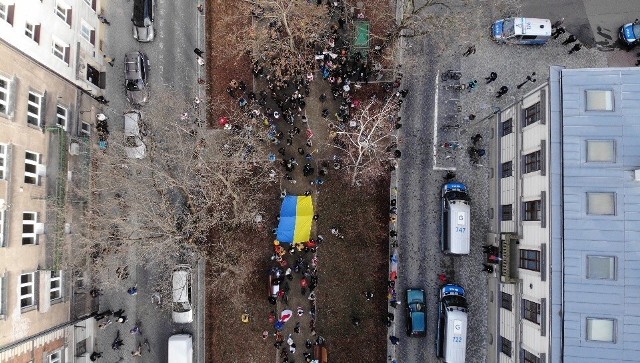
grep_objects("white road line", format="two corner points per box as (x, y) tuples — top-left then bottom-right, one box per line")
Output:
(433, 71), (456, 171)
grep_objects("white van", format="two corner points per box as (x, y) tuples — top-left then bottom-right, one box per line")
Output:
(168, 334), (193, 363)
(491, 17), (552, 45)
(172, 265), (193, 324)
(441, 182), (471, 255)
(436, 284), (468, 363)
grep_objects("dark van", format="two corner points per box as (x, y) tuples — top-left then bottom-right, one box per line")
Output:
(132, 0), (154, 42)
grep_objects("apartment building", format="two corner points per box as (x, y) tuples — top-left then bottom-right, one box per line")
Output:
(0, 0), (107, 93)
(486, 66), (640, 363)
(0, 36), (97, 363)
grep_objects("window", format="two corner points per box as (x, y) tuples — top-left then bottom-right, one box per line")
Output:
(501, 118), (513, 136)
(523, 200), (541, 221)
(500, 292), (512, 311)
(81, 121), (91, 135)
(0, 143), (6, 180)
(0, 75), (9, 114)
(22, 212), (37, 245)
(520, 249), (541, 271)
(522, 299), (540, 324)
(55, 1), (72, 25)
(523, 102), (541, 127)
(524, 150), (541, 173)
(19, 272), (36, 308)
(587, 256), (616, 280)
(50, 271), (62, 301)
(0, 209), (4, 247)
(52, 39), (70, 63)
(80, 21), (95, 45)
(522, 349), (540, 363)
(48, 349), (62, 363)
(500, 336), (512, 357)
(56, 105), (68, 130)
(24, 151), (39, 184)
(587, 192), (615, 215)
(27, 92), (43, 126)
(586, 90), (614, 111)
(501, 161), (513, 178)
(0, 3), (14, 25)
(0, 275), (4, 315)
(25, 22), (40, 43)
(586, 140), (615, 162)
(586, 318), (616, 342)
(501, 204), (513, 221)
(82, 0), (97, 11)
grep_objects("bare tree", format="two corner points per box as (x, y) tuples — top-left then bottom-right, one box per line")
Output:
(64, 90), (274, 293)
(227, 0), (332, 83)
(330, 95), (400, 186)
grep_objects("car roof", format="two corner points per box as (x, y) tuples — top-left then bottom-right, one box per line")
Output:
(411, 311), (426, 332)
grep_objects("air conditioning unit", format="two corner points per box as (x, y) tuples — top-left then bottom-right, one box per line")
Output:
(36, 164), (46, 176)
(69, 142), (80, 155)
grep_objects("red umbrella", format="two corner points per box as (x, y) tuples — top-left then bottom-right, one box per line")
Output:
(218, 116), (229, 127)
(300, 278), (309, 288)
(280, 309), (293, 322)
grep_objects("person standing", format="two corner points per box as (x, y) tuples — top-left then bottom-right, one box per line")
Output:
(98, 14), (110, 25)
(496, 86), (509, 98)
(103, 55), (115, 67)
(462, 45), (476, 56)
(485, 72), (497, 83)
(552, 27), (566, 39)
(562, 35), (577, 45)
(90, 352), (102, 361)
(389, 335), (400, 345)
(568, 43), (582, 54)
(194, 48), (204, 57)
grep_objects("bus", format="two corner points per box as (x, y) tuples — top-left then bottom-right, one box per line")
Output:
(436, 284), (468, 363)
(441, 182), (471, 255)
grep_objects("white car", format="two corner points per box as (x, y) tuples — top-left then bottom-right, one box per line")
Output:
(172, 265), (193, 324)
(123, 111), (146, 159)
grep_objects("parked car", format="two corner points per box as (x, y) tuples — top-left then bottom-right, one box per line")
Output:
(124, 51), (149, 105)
(123, 111), (146, 159)
(132, 0), (155, 42)
(405, 288), (426, 336)
(172, 265), (193, 324)
(619, 20), (640, 46)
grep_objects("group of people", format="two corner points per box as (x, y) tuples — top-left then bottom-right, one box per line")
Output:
(482, 244), (502, 273)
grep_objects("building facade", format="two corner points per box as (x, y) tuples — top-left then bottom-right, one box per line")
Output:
(0, 34), (97, 363)
(487, 67), (640, 363)
(0, 0), (108, 93)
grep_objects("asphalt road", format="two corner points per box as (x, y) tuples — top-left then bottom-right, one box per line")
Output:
(94, 1), (204, 362)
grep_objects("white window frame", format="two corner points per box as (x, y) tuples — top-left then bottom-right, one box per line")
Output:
(0, 209), (5, 247)
(586, 317), (616, 342)
(55, 1), (69, 23)
(0, 75), (9, 115)
(50, 271), (62, 301)
(0, 3), (7, 22)
(51, 39), (68, 63)
(82, 0), (91, 6)
(27, 91), (43, 126)
(587, 192), (616, 216)
(0, 275), (4, 315)
(22, 212), (37, 245)
(80, 121), (91, 135)
(56, 105), (68, 130)
(24, 21), (39, 42)
(0, 143), (6, 180)
(19, 272), (35, 309)
(48, 349), (62, 363)
(80, 20), (93, 44)
(24, 151), (39, 185)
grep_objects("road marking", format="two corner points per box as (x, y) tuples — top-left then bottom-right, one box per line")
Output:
(433, 70), (456, 171)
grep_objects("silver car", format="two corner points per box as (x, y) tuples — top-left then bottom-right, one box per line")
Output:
(123, 111), (146, 159)
(132, 0), (154, 42)
(124, 51), (149, 105)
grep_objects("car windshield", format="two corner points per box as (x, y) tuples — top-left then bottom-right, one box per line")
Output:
(126, 79), (142, 91)
(633, 24), (640, 38)
(502, 18), (514, 36)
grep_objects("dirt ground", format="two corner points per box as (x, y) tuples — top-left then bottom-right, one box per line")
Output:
(205, 1), (395, 362)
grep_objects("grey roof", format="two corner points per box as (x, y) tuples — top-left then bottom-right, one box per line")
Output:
(550, 67), (640, 363)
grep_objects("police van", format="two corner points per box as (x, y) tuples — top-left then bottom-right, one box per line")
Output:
(436, 284), (468, 363)
(491, 17), (552, 45)
(441, 182), (471, 255)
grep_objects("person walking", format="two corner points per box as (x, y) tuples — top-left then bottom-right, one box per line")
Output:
(552, 27), (566, 39)
(568, 43), (582, 54)
(194, 48), (204, 57)
(90, 352), (102, 361)
(103, 55), (115, 67)
(462, 45), (476, 56)
(562, 35), (577, 45)
(485, 71), (497, 83)
(496, 86), (509, 98)
(389, 335), (400, 345)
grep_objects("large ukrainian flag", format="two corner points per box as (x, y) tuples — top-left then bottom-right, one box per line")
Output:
(276, 196), (314, 243)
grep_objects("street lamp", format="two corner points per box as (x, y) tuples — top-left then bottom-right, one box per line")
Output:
(517, 72), (537, 89)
